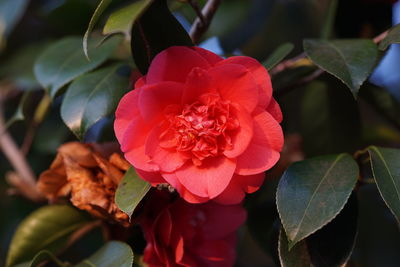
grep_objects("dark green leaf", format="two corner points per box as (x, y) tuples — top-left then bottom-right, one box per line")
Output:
(83, 0), (113, 58)
(306, 193), (358, 267)
(320, 0), (338, 40)
(2, 91), (30, 132)
(6, 205), (89, 267)
(304, 39), (379, 97)
(15, 250), (66, 267)
(368, 146), (400, 224)
(60, 64), (130, 140)
(103, 0), (154, 38)
(379, 23), (400, 51)
(76, 241), (133, 267)
(278, 228), (311, 267)
(131, 0), (193, 74)
(276, 153), (358, 248)
(115, 167), (151, 219)
(263, 42), (294, 71)
(34, 36), (121, 98)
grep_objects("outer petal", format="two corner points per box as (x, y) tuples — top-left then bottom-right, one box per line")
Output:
(208, 64), (259, 113)
(121, 118), (159, 172)
(236, 172), (265, 193)
(175, 156), (236, 198)
(136, 168), (166, 184)
(138, 81), (183, 122)
(114, 89), (140, 142)
(219, 56), (272, 108)
(223, 104), (253, 158)
(213, 179), (245, 205)
(146, 46), (211, 84)
(145, 127), (187, 172)
(266, 97), (283, 123)
(236, 109), (283, 175)
(192, 47), (224, 66)
(182, 68), (214, 104)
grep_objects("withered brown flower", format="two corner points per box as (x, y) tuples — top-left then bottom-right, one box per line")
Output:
(37, 142), (131, 227)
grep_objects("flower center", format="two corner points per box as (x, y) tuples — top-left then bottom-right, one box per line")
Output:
(160, 94), (239, 166)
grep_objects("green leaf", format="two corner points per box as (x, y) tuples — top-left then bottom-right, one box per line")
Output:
(115, 167), (151, 219)
(6, 205), (89, 267)
(0, 0), (28, 39)
(14, 250), (66, 267)
(263, 42), (294, 71)
(278, 228), (311, 267)
(368, 146), (400, 224)
(131, 0), (193, 74)
(276, 153), (358, 248)
(34, 36), (121, 98)
(320, 0), (338, 40)
(103, 0), (154, 38)
(76, 241), (133, 267)
(2, 91), (30, 132)
(379, 23), (400, 51)
(61, 64), (130, 140)
(306, 193), (358, 267)
(303, 39), (379, 97)
(83, 0), (113, 58)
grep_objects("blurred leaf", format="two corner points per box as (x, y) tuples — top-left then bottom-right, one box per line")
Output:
(2, 91), (30, 131)
(60, 64), (130, 140)
(0, 41), (50, 90)
(115, 167), (151, 219)
(278, 228), (311, 267)
(6, 205), (89, 267)
(131, 0), (193, 74)
(0, 0), (28, 39)
(276, 153), (358, 248)
(320, 0), (338, 39)
(304, 39), (378, 97)
(34, 36), (121, 98)
(379, 23), (400, 51)
(368, 146), (400, 224)
(306, 193), (358, 267)
(13, 250), (66, 267)
(103, 0), (153, 38)
(76, 241), (133, 267)
(263, 42), (294, 71)
(83, 0), (113, 58)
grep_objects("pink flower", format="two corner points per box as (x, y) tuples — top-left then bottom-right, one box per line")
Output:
(140, 190), (246, 267)
(114, 46), (283, 204)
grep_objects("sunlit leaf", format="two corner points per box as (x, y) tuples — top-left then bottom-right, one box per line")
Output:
(115, 167), (151, 219)
(60, 64), (130, 140)
(6, 205), (89, 267)
(276, 153), (358, 248)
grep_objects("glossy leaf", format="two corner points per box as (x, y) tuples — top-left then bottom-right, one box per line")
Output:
(60, 64), (130, 140)
(278, 228), (311, 267)
(6, 205), (89, 267)
(76, 241), (133, 267)
(263, 42), (294, 70)
(304, 39), (379, 97)
(131, 0), (193, 74)
(115, 167), (151, 218)
(379, 23), (400, 51)
(83, 0), (113, 58)
(276, 153), (358, 248)
(368, 146), (400, 224)
(103, 0), (153, 38)
(34, 36), (120, 98)
(306, 193), (358, 267)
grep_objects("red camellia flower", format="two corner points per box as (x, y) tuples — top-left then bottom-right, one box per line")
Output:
(140, 190), (246, 267)
(114, 46), (284, 204)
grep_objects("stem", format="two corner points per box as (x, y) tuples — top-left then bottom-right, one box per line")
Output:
(189, 0), (222, 44)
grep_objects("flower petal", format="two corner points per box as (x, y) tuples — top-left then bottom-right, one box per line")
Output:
(136, 168), (166, 184)
(182, 67), (214, 104)
(266, 97), (283, 123)
(147, 46), (211, 84)
(236, 109), (283, 175)
(175, 156), (236, 198)
(114, 89), (141, 142)
(236, 172), (265, 193)
(208, 64), (259, 113)
(219, 56), (272, 109)
(138, 81), (183, 122)
(192, 47), (224, 65)
(213, 179), (245, 205)
(223, 104), (253, 158)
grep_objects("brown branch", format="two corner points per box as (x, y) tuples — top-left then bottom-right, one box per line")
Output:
(0, 93), (43, 202)
(189, 0), (222, 44)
